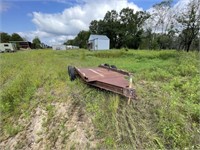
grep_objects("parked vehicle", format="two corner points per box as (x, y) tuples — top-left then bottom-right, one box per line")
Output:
(0, 43), (17, 53)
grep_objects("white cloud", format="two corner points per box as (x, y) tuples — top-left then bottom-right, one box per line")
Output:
(18, 30), (75, 45)
(28, 0), (142, 45)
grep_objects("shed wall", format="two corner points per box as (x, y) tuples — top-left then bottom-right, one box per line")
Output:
(97, 39), (110, 50)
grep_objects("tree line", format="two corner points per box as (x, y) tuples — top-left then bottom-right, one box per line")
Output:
(0, 32), (44, 49)
(66, 0), (199, 52)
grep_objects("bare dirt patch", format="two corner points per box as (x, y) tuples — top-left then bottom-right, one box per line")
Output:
(0, 98), (99, 150)
(0, 106), (47, 150)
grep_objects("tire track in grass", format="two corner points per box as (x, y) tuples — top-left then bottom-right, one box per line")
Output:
(121, 105), (136, 149)
(116, 102), (136, 149)
(126, 102), (147, 148)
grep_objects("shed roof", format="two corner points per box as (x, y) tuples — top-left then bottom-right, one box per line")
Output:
(89, 34), (109, 41)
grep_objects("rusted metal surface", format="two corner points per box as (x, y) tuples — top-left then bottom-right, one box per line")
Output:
(74, 65), (136, 99)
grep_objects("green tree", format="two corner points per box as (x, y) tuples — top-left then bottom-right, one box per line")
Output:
(0, 32), (11, 43)
(64, 31), (90, 48)
(102, 10), (121, 48)
(10, 33), (23, 41)
(64, 39), (74, 45)
(177, 0), (200, 52)
(190, 34), (200, 51)
(74, 30), (90, 48)
(89, 20), (106, 35)
(32, 37), (41, 49)
(140, 28), (155, 49)
(119, 8), (150, 49)
(89, 8), (149, 49)
(89, 20), (99, 34)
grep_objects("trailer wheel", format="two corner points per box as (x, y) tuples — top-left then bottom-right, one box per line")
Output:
(68, 66), (76, 81)
(104, 63), (110, 67)
(111, 65), (117, 69)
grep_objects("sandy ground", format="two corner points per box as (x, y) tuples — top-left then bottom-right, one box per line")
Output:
(0, 98), (99, 150)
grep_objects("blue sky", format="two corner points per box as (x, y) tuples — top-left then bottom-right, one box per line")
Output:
(1, 1), (72, 33)
(0, 0), (180, 45)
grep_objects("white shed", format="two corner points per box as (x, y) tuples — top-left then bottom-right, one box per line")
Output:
(88, 35), (110, 50)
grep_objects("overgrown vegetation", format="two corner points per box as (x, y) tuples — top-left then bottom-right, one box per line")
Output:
(66, 0), (199, 51)
(0, 49), (199, 149)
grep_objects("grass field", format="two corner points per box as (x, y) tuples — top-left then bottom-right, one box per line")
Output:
(0, 49), (199, 149)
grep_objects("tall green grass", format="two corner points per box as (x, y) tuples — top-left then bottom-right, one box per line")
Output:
(0, 49), (199, 149)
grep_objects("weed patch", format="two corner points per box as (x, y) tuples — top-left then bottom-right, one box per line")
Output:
(0, 49), (199, 149)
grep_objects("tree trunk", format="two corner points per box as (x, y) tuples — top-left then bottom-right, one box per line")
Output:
(186, 40), (192, 52)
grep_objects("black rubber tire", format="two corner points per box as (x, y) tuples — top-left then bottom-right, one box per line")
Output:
(68, 66), (76, 81)
(104, 63), (110, 67)
(111, 65), (117, 69)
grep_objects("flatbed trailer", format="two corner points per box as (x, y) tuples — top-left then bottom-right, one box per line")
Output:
(68, 64), (136, 100)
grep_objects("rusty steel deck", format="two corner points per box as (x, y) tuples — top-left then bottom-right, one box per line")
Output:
(74, 65), (136, 99)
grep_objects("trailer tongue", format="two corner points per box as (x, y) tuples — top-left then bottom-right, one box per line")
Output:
(68, 64), (136, 100)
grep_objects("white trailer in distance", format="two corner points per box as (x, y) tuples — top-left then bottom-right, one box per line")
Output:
(0, 43), (17, 53)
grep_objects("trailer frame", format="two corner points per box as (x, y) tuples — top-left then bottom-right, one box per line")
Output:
(68, 64), (136, 100)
